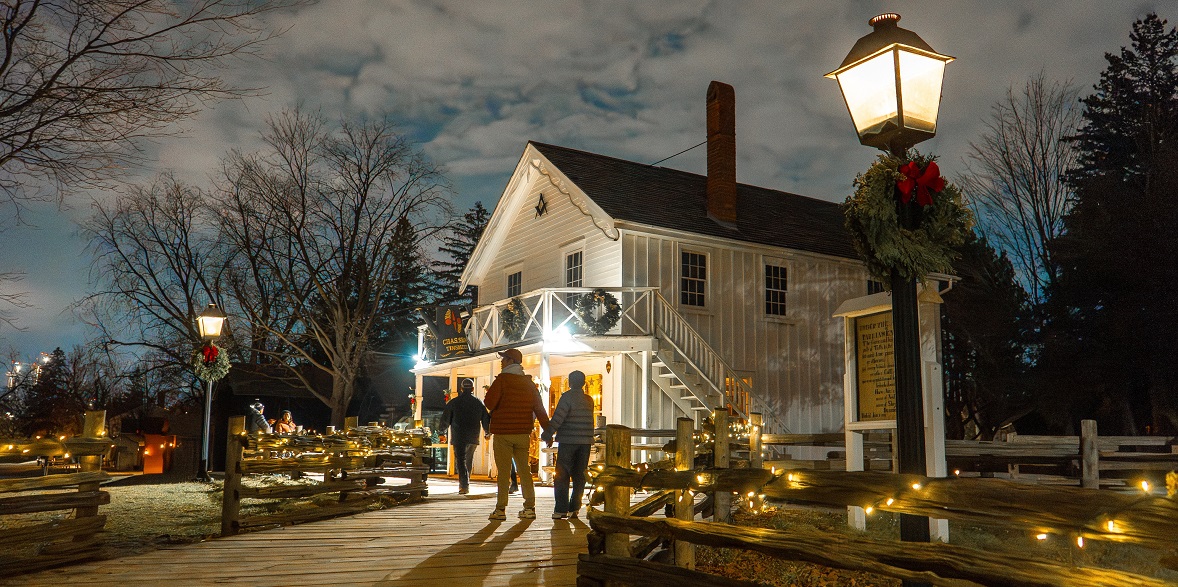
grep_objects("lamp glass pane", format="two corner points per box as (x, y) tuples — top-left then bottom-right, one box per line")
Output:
(197, 315), (225, 339)
(898, 50), (946, 133)
(835, 51), (899, 139)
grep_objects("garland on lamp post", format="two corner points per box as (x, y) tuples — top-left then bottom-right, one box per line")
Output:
(573, 288), (622, 335)
(192, 342), (231, 381)
(842, 153), (973, 283)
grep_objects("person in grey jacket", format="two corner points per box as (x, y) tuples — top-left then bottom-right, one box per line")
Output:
(541, 370), (596, 519)
(439, 378), (491, 494)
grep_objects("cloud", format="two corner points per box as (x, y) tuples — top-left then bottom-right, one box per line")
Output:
(0, 0), (1170, 351)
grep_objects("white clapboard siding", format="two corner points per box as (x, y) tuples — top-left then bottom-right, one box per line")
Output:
(621, 230), (867, 434)
(473, 169), (622, 302)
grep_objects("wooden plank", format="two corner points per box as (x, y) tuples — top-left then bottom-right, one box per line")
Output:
(238, 455), (367, 474)
(0, 471), (109, 494)
(0, 515), (106, 548)
(238, 479), (365, 499)
(0, 490), (109, 514)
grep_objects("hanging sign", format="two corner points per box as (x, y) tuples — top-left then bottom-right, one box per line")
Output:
(435, 306), (470, 359)
(855, 311), (896, 421)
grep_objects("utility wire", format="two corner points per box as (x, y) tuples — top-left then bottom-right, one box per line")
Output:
(647, 140), (706, 167)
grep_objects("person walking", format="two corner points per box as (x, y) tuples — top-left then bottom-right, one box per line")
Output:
(542, 370), (595, 520)
(484, 348), (550, 520)
(438, 378), (490, 495)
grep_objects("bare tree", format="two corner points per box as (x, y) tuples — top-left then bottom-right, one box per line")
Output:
(0, 0), (299, 211)
(214, 109), (452, 425)
(959, 73), (1082, 306)
(80, 175), (222, 368)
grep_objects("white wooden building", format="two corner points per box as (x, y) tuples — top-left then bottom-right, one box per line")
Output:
(413, 82), (874, 476)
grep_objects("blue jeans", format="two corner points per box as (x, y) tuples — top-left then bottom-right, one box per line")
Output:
(553, 443), (591, 514)
(453, 443), (478, 490)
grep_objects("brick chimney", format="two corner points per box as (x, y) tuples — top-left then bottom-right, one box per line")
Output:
(706, 81), (737, 224)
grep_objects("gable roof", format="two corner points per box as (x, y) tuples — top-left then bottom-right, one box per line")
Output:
(530, 141), (859, 260)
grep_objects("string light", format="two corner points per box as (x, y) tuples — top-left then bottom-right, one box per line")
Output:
(1076, 536), (1085, 548)
(1036, 533), (1048, 540)
(1140, 480), (1151, 493)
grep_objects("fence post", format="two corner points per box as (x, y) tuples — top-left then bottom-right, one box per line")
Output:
(749, 413), (763, 470)
(1081, 419), (1099, 490)
(673, 417), (695, 570)
(713, 410), (731, 523)
(221, 416), (246, 537)
(344, 416), (358, 431)
(603, 424), (632, 559)
(74, 410), (105, 541)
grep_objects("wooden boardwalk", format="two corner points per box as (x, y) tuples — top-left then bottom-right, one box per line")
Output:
(6, 480), (593, 586)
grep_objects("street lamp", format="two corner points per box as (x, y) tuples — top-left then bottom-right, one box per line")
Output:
(196, 302), (227, 481)
(827, 13), (952, 556)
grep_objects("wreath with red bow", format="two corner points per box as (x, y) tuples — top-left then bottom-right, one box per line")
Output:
(843, 153), (973, 283)
(192, 342), (231, 381)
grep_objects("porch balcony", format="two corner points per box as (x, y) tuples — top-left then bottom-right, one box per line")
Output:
(415, 286), (755, 421)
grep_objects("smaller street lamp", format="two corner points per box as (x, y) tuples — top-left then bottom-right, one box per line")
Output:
(196, 302), (227, 481)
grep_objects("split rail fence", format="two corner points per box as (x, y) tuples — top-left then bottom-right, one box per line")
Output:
(578, 414), (1178, 587)
(0, 411), (111, 577)
(220, 416), (430, 536)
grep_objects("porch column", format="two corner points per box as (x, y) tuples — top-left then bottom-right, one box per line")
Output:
(413, 372), (424, 427)
(640, 350), (652, 463)
(539, 350), (552, 482)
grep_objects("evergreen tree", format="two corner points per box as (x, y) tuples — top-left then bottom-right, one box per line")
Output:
(19, 348), (84, 436)
(1044, 14), (1178, 434)
(375, 217), (435, 347)
(432, 201), (490, 307)
(941, 233), (1033, 440)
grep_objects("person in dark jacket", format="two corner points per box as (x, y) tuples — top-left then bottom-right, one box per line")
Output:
(484, 348), (550, 520)
(439, 378), (490, 495)
(542, 370), (596, 519)
(246, 400), (272, 434)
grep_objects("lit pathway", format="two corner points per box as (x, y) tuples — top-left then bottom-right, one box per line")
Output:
(7, 479), (591, 586)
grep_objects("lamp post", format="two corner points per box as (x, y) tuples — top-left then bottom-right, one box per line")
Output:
(827, 13), (953, 557)
(196, 302), (227, 481)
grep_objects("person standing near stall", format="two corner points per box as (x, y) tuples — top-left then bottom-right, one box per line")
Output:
(439, 378), (490, 495)
(484, 348), (550, 520)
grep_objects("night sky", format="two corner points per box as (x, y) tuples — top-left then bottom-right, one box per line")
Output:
(0, 1), (1167, 354)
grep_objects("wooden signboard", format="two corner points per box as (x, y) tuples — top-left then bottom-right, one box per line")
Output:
(854, 311), (895, 421)
(435, 306), (470, 359)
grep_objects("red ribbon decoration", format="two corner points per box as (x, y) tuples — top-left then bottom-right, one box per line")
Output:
(897, 160), (945, 207)
(201, 344), (219, 365)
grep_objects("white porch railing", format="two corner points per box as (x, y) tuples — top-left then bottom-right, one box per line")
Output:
(417, 286), (780, 431)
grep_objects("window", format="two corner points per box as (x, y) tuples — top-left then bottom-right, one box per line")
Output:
(680, 251), (707, 307)
(565, 251), (583, 287)
(506, 271), (522, 298)
(765, 264), (788, 316)
(867, 280), (886, 295)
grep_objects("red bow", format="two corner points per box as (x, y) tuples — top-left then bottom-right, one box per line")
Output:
(897, 161), (945, 207)
(201, 344), (219, 364)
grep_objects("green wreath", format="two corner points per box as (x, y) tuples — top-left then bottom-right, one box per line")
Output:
(843, 153), (973, 283)
(499, 297), (529, 342)
(192, 343), (231, 381)
(573, 289), (622, 335)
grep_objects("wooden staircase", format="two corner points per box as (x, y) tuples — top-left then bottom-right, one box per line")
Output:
(648, 292), (789, 433)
